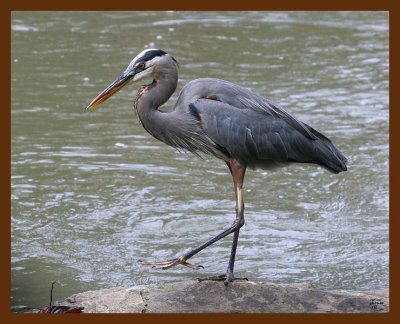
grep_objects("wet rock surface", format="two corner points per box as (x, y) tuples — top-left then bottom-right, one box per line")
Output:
(60, 280), (389, 313)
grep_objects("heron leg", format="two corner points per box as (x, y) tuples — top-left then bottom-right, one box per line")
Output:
(198, 160), (247, 284)
(140, 159), (247, 284)
(226, 160), (246, 282)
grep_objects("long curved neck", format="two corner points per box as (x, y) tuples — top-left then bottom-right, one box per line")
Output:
(134, 64), (178, 144)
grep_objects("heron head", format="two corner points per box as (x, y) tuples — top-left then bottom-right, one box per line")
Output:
(86, 48), (177, 110)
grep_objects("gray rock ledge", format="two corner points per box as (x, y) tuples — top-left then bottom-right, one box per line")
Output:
(60, 280), (388, 313)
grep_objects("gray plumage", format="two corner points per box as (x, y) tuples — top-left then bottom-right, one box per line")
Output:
(87, 48), (347, 284)
(130, 52), (347, 173)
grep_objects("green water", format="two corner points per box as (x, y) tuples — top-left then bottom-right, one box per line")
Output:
(11, 11), (389, 311)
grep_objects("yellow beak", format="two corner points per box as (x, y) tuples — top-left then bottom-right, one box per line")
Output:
(86, 71), (133, 110)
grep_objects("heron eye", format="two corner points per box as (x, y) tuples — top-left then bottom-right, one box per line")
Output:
(138, 62), (146, 70)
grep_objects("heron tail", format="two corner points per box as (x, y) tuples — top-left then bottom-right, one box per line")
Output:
(309, 127), (348, 173)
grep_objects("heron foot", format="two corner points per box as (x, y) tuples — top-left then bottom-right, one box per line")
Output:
(139, 256), (204, 270)
(197, 271), (248, 286)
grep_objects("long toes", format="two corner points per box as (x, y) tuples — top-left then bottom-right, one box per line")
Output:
(139, 258), (203, 270)
(197, 274), (226, 282)
(139, 259), (176, 269)
(160, 261), (180, 270)
(197, 274), (248, 284)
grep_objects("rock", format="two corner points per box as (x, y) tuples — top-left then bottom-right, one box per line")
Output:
(60, 280), (389, 313)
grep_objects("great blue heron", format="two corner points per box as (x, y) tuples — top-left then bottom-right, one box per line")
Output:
(87, 48), (347, 285)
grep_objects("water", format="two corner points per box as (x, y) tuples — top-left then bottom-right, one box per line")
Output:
(11, 11), (389, 311)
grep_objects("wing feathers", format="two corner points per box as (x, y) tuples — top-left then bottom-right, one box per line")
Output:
(190, 98), (346, 172)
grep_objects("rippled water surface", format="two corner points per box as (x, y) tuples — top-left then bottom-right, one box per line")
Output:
(11, 11), (389, 311)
